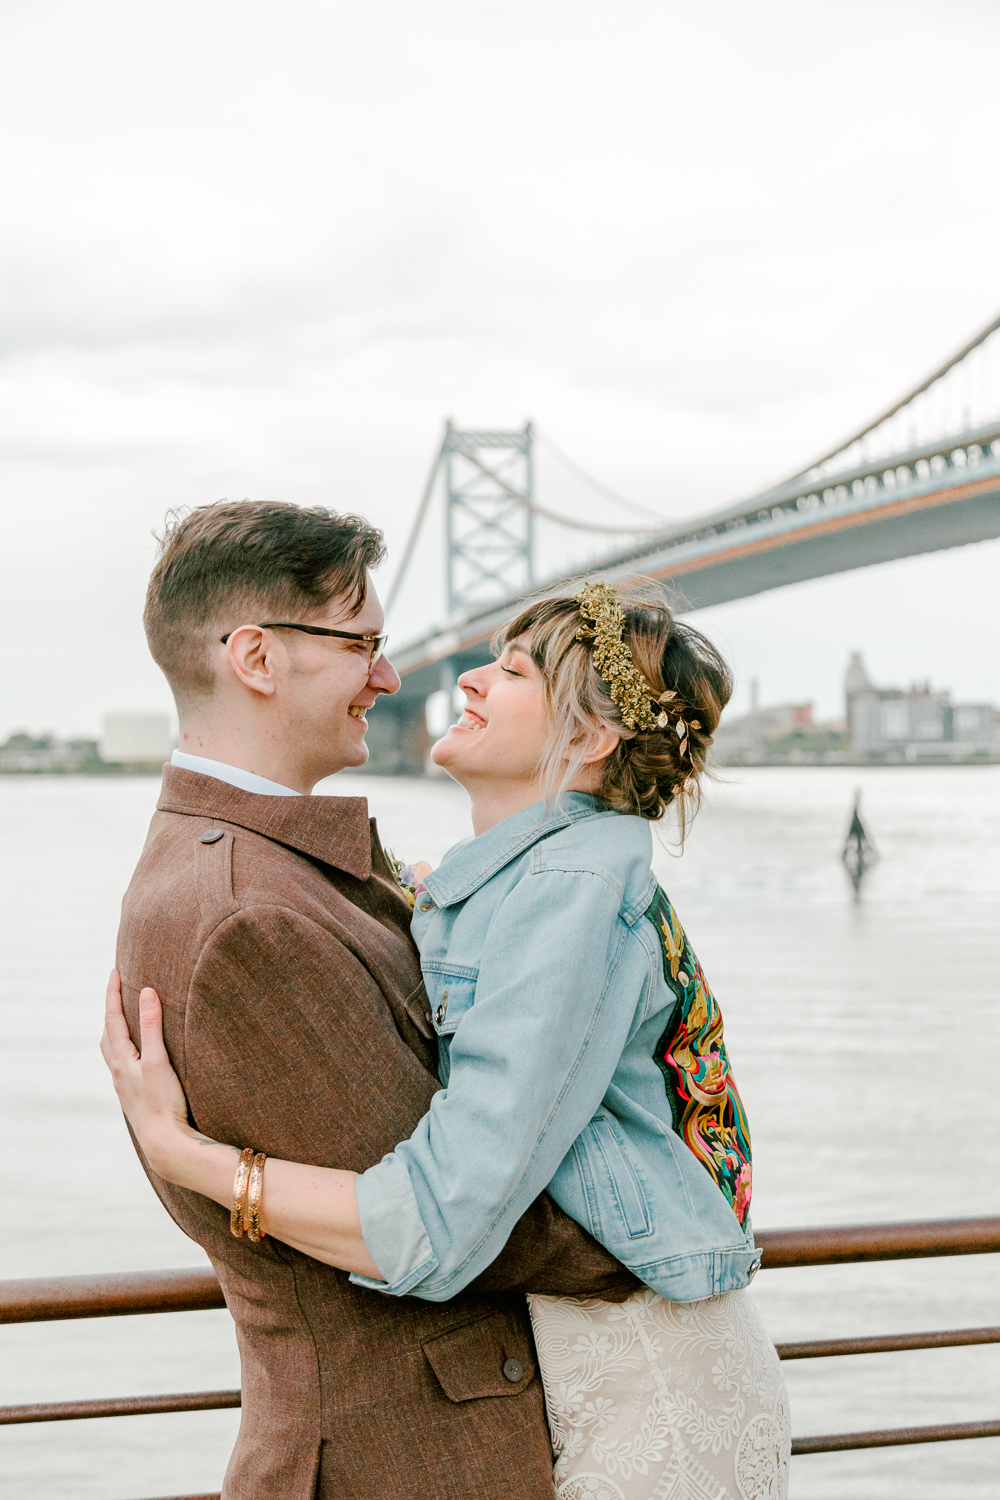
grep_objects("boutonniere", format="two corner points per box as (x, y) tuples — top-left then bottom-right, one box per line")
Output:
(384, 849), (420, 909)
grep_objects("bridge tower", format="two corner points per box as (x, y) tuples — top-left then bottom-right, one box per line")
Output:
(443, 421), (534, 612)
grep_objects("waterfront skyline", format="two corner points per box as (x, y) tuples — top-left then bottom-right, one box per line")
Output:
(713, 651), (999, 765)
(6, 643), (999, 773)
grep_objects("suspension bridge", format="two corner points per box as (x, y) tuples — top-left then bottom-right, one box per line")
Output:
(371, 311), (1000, 772)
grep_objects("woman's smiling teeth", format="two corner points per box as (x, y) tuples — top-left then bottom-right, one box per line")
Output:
(457, 710), (485, 730)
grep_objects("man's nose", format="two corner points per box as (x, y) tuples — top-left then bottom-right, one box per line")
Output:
(369, 653), (401, 696)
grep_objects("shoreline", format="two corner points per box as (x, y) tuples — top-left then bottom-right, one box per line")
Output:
(1, 758), (999, 779)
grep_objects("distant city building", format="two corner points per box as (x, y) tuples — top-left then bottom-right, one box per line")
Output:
(0, 733), (97, 773)
(713, 654), (998, 766)
(844, 651), (873, 746)
(1, 713), (174, 774)
(846, 654), (998, 760)
(99, 710), (174, 764)
(712, 698), (842, 765)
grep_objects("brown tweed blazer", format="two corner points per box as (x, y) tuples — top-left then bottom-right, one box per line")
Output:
(117, 766), (637, 1500)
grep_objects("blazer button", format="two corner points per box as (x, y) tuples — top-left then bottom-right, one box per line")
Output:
(199, 829), (224, 844)
(502, 1358), (523, 1383)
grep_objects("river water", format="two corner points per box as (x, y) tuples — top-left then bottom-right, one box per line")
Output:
(1, 767), (998, 1498)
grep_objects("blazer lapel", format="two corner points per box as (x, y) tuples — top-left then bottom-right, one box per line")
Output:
(158, 764), (373, 878)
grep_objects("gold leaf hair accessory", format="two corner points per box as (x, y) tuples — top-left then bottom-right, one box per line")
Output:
(574, 582), (699, 763)
(655, 690), (701, 756)
(573, 581), (661, 732)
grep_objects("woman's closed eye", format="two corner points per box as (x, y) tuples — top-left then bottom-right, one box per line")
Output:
(501, 649), (532, 677)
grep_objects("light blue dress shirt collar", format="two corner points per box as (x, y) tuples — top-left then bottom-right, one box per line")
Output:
(169, 749), (301, 798)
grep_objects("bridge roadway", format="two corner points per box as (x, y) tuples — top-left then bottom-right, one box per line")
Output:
(389, 420), (1000, 704)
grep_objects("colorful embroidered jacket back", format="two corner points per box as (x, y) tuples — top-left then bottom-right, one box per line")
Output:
(646, 886), (753, 1229)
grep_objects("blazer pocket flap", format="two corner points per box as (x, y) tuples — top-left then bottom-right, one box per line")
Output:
(422, 1309), (535, 1402)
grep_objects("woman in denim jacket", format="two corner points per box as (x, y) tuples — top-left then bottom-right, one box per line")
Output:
(108, 582), (790, 1500)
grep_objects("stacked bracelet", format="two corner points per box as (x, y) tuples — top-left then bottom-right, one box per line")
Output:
(231, 1147), (267, 1241)
(246, 1152), (267, 1243)
(230, 1148), (255, 1239)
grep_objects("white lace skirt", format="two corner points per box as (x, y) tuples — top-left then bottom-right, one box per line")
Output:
(527, 1287), (790, 1500)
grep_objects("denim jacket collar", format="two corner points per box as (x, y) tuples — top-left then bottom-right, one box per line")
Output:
(422, 793), (610, 909)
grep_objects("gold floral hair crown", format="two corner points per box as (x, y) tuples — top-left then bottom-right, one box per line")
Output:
(573, 581), (700, 756)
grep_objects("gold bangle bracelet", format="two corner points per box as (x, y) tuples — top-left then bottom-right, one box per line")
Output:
(230, 1147), (255, 1239)
(246, 1152), (267, 1243)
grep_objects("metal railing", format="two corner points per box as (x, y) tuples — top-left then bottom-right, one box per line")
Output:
(3, 1215), (1000, 1497)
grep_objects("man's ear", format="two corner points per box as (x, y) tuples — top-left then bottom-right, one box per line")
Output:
(222, 626), (279, 698)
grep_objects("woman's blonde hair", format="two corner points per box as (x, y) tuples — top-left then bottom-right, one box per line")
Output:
(499, 581), (732, 832)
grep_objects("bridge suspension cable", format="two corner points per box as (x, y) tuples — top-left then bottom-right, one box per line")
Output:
(534, 428), (670, 523)
(448, 430), (666, 534)
(384, 436), (446, 614)
(787, 307), (1000, 483)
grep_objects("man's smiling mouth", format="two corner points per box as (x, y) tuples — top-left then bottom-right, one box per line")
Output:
(348, 706), (368, 721)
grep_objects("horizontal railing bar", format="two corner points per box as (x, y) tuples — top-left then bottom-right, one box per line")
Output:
(0, 1389), (240, 1426)
(776, 1325), (1000, 1359)
(4, 1386), (999, 1463)
(793, 1417), (1000, 1454)
(2, 1216), (1000, 1326)
(756, 1215), (1000, 1268)
(0, 1268), (225, 1325)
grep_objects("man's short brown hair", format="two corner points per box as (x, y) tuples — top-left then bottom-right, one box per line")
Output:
(145, 500), (385, 709)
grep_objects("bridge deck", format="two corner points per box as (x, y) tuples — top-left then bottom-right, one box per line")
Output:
(392, 425), (1000, 692)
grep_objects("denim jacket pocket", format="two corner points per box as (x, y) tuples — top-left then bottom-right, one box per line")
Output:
(422, 967), (477, 1037)
(573, 1112), (653, 1240)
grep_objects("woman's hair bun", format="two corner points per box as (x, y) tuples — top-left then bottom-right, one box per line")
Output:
(502, 581), (733, 830)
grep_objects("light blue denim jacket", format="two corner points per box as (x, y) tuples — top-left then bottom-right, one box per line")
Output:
(352, 793), (760, 1303)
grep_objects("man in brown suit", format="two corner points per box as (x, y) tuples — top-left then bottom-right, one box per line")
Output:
(114, 501), (635, 1499)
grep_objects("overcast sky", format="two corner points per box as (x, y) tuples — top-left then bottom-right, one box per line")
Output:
(2, 0), (999, 737)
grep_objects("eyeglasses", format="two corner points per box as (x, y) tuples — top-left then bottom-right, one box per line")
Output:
(220, 622), (388, 667)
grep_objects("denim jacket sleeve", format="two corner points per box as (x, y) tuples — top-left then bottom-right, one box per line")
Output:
(351, 865), (642, 1300)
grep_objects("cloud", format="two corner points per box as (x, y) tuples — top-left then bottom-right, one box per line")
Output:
(1, 0), (999, 735)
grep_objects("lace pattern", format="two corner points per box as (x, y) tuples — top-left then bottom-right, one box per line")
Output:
(528, 1287), (790, 1500)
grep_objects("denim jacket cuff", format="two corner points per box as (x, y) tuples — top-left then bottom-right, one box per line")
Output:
(351, 1151), (439, 1296)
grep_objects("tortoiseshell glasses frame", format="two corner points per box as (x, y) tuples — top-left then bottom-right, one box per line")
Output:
(220, 622), (388, 666)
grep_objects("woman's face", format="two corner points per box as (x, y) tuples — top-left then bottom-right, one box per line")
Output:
(430, 637), (551, 790)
